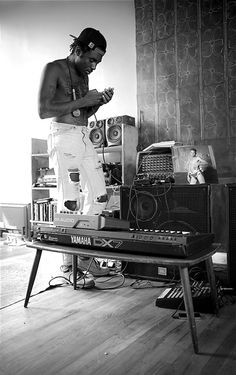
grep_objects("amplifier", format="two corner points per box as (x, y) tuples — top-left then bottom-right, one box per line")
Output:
(120, 184), (211, 232)
(120, 184), (211, 281)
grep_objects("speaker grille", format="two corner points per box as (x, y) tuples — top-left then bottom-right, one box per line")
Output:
(120, 185), (210, 232)
(89, 128), (105, 148)
(106, 125), (122, 145)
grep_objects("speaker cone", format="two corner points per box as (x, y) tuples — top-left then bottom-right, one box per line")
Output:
(89, 128), (104, 147)
(130, 191), (158, 222)
(88, 121), (96, 129)
(96, 120), (104, 129)
(107, 117), (115, 126)
(107, 125), (121, 145)
(115, 116), (123, 124)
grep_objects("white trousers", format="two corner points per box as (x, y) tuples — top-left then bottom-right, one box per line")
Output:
(188, 171), (205, 185)
(48, 122), (107, 265)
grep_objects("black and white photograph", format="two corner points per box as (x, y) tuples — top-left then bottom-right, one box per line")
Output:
(0, 0), (236, 374)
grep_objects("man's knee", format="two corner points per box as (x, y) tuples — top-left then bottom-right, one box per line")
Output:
(68, 169), (80, 183)
(64, 200), (78, 211)
(96, 194), (108, 203)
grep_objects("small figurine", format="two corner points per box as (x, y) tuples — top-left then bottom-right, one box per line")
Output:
(186, 148), (208, 184)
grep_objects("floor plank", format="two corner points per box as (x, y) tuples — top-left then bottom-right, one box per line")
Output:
(0, 244), (236, 375)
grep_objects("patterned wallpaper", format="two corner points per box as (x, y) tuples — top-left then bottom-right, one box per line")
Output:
(135, 0), (236, 178)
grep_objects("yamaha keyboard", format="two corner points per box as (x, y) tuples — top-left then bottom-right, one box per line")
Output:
(33, 224), (215, 258)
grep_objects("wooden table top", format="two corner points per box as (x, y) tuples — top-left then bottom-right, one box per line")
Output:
(26, 240), (221, 267)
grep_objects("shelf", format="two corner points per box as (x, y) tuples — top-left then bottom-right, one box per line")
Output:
(32, 147), (122, 156)
(32, 153), (49, 157)
(32, 186), (56, 190)
(96, 145), (122, 153)
(31, 150), (122, 158)
(32, 185), (121, 191)
(30, 220), (53, 225)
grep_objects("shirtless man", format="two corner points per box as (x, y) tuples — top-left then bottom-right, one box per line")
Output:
(38, 28), (114, 277)
(187, 148), (208, 184)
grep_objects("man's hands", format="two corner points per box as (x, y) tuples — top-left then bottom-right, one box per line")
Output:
(83, 88), (114, 107)
(101, 87), (114, 104)
(85, 87), (114, 118)
(83, 89), (103, 106)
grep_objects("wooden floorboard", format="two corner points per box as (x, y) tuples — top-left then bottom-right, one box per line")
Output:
(1, 243), (236, 374)
(1, 282), (236, 375)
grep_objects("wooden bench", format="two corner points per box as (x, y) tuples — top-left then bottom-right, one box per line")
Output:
(24, 240), (220, 353)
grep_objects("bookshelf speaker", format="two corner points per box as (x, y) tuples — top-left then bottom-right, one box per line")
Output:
(106, 116), (135, 146)
(88, 119), (106, 148)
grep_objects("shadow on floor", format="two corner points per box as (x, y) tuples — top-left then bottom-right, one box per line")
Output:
(0, 241), (62, 308)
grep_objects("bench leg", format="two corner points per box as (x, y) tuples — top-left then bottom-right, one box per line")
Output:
(205, 257), (219, 315)
(179, 265), (199, 354)
(24, 249), (42, 308)
(72, 255), (78, 290)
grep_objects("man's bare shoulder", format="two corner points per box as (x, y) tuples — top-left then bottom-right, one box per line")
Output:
(45, 59), (66, 71)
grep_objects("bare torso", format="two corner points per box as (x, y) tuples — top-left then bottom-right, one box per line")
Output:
(51, 59), (88, 125)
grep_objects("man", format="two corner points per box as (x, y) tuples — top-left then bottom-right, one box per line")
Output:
(38, 28), (114, 278)
(187, 148), (208, 184)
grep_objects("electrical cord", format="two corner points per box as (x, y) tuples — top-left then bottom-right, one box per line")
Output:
(49, 275), (72, 287)
(0, 278), (72, 310)
(94, 273), (126, 290)
(130, 279), (177, 289)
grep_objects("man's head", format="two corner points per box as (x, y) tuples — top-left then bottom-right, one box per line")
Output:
(69, 28), (107, 75)
(70, 28), (107, 55)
